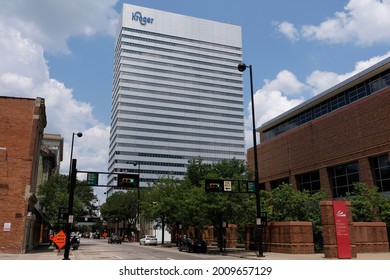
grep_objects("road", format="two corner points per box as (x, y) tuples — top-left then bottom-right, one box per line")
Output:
(72, 237), (241, 260)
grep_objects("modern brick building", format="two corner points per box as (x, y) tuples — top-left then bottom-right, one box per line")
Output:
(0, 96), (47, 253)
(249, 57), (390, 198)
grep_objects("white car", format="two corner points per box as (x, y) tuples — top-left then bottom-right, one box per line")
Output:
(139, 235), (157, 245)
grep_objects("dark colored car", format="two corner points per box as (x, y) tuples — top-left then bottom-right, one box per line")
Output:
(108, 234), (122, 244)
(178, 237), (207, 253)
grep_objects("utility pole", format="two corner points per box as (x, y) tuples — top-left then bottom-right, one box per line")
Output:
(63, 158), (77, 260)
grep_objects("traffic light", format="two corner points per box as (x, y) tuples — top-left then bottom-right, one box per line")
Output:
(205, 179), (223, 192)
(117, 173), (139, 188)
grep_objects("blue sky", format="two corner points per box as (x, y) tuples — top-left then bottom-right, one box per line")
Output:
(1, 0), (390, 202)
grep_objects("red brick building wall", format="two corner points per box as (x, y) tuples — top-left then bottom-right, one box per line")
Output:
(0, 96), (46, 253)
(249, 87), (390, 196)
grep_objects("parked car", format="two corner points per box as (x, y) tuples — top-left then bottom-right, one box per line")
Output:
(139, 235), (157, 245)
(108, 234), (122, 244)
(178, 237), (207, 253)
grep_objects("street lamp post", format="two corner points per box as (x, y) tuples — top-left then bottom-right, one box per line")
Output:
(238, 63), (264, 257)
(63, 132), (82, 260)
(132, 162), (141, 240)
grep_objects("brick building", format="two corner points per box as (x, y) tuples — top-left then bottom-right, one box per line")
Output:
(249, 57), (390, 198)
(36, 133), (64, 243)
(0, 96), (47, 253)
(37, 133), (63, 187)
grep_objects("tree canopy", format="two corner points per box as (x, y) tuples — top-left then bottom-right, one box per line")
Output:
(139, 158), (255, 239)
(100, 190), (138, 226)
(346, 182), (390, 223)
(37, 174), (97, 228)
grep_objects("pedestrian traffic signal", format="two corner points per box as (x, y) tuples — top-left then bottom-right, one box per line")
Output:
(117, 173), (139, 188)
(205, 179), (223, 192)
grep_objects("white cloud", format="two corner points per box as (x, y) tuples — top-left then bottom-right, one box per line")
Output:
(0, 2), (113, 176)
(263, 70), (307, 96)
(0, 25), (48, 84)
(0, 0), (119, 54)
(277, 0), (390, 45)
(275, 21), (300, 42)
(306, 70), (343, 96)
(244, 70), (305, 148)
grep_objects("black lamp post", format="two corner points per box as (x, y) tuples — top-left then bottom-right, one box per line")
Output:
(132, 161), (141, 240)
(63, 132), (82, 260)
(238, 63), (264, 257)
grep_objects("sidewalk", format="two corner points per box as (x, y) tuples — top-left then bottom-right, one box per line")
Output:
(0, 244), (71, 260)
(207, 246), (390, 260)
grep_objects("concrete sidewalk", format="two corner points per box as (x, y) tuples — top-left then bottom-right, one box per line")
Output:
(0, 244), (71, 260)
(202, 245), (390, 260)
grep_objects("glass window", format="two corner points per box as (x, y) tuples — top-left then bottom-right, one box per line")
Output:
(296, 171), (321, 194)
(371, 155), (390, 192)
(313, 102), (328, 118)
(330, 161), (360, 198)
(348, 87), (358, 103)
(299, 110), (312, 124)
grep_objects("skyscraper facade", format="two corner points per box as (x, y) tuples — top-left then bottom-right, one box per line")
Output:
(108, 4), (245, 190)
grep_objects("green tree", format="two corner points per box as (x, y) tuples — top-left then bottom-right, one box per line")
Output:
(100, 191), (138, 226)
(186, 157), (211, 187)
(346, 182), (390, 223)
(186, 158), (255, 244)
(346, 182), (390, 249)
(142, 173), (212, 241)
(141, 158), (254, 242)
(37, 174), (97, 228)
(266, 184), (325, 222)
(177, 179), (210, 235)
(263, 183), (326, 251)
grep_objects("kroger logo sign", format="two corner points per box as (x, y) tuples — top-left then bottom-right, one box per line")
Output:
(132, 11), (154, 25)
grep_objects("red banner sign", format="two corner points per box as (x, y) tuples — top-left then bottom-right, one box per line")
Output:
(333, 201), (352, 259)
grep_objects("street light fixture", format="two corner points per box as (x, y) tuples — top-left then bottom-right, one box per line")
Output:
(238, 62), (264, 257)
(69, 132), (83, 176)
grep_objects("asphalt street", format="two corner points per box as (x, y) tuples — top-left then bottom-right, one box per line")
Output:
(1, 239), (389, 260)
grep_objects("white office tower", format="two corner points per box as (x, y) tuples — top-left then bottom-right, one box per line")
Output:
(108, 4), (245, 191)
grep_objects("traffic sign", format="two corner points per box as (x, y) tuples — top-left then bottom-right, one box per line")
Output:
(52, 230), (67, 249)
(247, 181), (256, 193)
(87, 172), (99, 185)
(224, 181), (232, 191)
